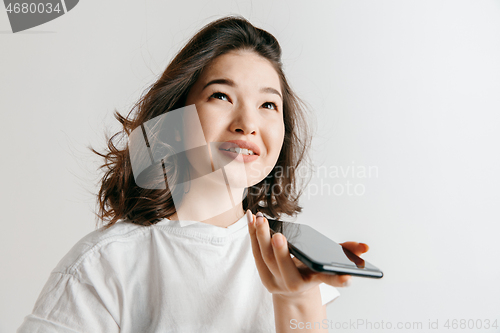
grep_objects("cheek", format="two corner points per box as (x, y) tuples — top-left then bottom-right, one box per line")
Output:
(275, 123), (286, 151)
(190, 106), (223, 143)
(267, 125), (285, 159)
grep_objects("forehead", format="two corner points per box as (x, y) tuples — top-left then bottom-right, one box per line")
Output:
(198, 50), (282, 91)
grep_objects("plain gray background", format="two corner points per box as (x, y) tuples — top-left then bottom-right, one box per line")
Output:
(1, 1), (499, 332)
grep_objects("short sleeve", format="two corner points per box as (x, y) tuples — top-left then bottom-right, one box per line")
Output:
(319, 283), (340, 306)
(17, 272), (119, 333)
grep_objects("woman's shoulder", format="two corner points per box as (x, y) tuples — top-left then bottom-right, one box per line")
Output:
(52, 220), (157, 276)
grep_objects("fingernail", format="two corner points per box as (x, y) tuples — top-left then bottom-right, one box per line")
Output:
(246, 210), (253, 225)
(273, 233), (284, 247)
(342, 279), (352, 287)
(255, 212), (264, 226)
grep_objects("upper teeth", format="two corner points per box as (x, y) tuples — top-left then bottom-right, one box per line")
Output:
(222, 147), (255, 155)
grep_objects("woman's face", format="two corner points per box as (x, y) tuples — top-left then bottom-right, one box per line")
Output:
(184, 50), (285, 188)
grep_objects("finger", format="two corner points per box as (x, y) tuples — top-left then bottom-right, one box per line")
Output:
(318, 272), (353, 288)
(342, 246), (365, 267)
(271, 233), (309, 292)
(340, 241), (369, 256)
(255, 213), (281, 277)
(247, 210), (275, 283)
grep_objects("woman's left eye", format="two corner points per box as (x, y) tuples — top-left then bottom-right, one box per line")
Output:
(262, 102), (278, 110)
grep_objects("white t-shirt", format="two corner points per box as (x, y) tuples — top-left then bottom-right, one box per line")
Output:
(18, 214), (339, 333)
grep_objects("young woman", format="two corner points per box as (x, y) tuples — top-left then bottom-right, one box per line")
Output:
(18, 16), (368, 332)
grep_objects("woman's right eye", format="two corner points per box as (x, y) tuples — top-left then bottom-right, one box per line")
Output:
(210, 92), (229, 102)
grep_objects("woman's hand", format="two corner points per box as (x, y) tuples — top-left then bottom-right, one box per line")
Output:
(246, 210), (369, 300)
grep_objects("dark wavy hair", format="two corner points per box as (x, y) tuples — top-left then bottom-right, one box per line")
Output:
(92, 16), (313, 228)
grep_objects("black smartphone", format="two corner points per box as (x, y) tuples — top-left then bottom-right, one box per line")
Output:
(268, 219), (383, 278)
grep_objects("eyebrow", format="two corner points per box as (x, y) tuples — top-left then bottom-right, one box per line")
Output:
(203, 78), (283, 100)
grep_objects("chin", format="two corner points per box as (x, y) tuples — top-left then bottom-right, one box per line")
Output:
(222, 172), (252, 189)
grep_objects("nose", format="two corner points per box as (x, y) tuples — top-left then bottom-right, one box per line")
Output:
(229, 102), (257, 135)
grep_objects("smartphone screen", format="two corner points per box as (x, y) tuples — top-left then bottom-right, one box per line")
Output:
(268, 219), (383, 278)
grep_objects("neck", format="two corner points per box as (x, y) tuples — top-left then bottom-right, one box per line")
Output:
(168, 168), (247, 228)
(201, 205), (245, 228)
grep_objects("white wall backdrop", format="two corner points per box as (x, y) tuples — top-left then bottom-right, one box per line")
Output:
(1, 1), (499, 332)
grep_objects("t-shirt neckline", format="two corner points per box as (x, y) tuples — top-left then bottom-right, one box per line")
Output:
(156, 213), (249, 237)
